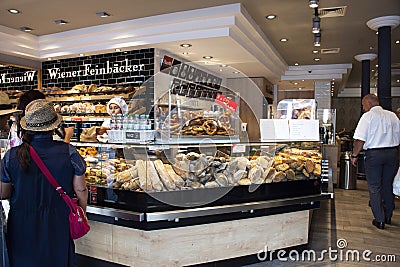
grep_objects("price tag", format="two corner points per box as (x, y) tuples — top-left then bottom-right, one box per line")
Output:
(71, 117), (82, 121)
(232, 144), (246, 153)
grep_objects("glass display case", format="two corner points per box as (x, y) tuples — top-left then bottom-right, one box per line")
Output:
(154, 88), (241, 144)
(75, 141), (323, 221)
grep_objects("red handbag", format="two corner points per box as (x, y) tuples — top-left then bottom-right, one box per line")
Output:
(30, 146), (90, 239)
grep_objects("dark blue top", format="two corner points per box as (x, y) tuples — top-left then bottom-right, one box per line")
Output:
(1, 134), (86, 267)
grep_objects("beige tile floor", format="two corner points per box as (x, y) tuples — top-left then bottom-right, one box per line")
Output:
(245, 180), (400, 267)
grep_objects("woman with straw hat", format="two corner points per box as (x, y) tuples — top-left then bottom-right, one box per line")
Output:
(1, 99), (87, 267)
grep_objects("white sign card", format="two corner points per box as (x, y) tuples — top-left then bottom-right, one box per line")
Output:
(260, 119), (319, 142)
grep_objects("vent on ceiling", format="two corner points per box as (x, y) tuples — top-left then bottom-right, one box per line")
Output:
(318, 6), (347, 18)
(321, 48), (340, 54)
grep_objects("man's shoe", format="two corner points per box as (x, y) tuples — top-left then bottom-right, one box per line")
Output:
(372, 219), (385, 229)
(385, 217), (391, 225)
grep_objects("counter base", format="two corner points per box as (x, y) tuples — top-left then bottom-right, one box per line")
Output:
(76, 210), (310, 267)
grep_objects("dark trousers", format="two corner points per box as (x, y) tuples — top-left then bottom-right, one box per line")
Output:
(365, 147), (399, 222)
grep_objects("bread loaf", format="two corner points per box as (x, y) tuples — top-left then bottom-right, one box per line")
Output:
(153, 160), (176, 190)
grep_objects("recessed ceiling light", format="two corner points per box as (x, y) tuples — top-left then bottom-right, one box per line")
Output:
(375, 64), (378, 67)
(294, 63), (299, 66)
(302, 79), (305, 82)
(115, 48), (121, 52)
(294, 82), (299, 85)
(219, 69), (223, 72)
(203, 56), (213, 59)
(8, 9), (20, 14)
(396, 40), (400, 44)
(298, 87), (303, 90)
(79, 53), (84, 56)
(96, 12), (111, 18)
(312, 50), (319, 54)
(20, 26), (33, 32)
(376, 31), (379, 35)
(314, 58), (320, 61)
(182, 52), (189, 55)
(280, 38), (288, 42)
(372, 69), (375, 72)
(180, 43), (192, 48)
(397, 79), (400, 83)
(233, 71), (240, 74)
(220, 64), (228, 67)
(55, 19), (68, 25)
(47, 58), (52, 60)
(266, 14), (277, 20)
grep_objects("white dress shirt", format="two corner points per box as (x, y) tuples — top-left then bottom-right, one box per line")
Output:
(353, 106), (400, 149)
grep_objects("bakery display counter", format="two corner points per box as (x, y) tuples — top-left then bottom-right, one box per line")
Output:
(70, 141), (329, 266)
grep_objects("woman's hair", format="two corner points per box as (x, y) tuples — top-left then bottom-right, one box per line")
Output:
(17, 130), (52, 173)
(16, 90), (45, 138)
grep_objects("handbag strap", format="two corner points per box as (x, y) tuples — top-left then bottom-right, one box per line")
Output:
(30, 146), (75, 210)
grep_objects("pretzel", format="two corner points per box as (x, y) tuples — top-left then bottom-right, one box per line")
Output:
(202, 120), (218, 135)
(218, 114), (231, 127)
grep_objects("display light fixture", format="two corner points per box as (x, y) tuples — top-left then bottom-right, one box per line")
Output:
(312, 8), (321, 33)
(309, 0), (319, 8)
(314, 33), (321, 46)
(8, 9), (20, 14)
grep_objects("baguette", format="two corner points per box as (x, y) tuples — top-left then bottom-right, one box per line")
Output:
(136, 160), (151, 191)
(153, 160), (176, 190)
(164, 164), (185, 187)
(147, 161), (164, 191)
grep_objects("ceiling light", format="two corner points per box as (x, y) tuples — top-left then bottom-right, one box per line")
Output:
(312, 50), (319, 54)
(375, 64), (378, 67)
(233, 71), (240, 74)
(266, 14), (277, 20)
(47, 58), (52, 60)
(309, 0), (319, 8)
(203, 56), (213, 59)
(312, 16), (321, 33)
(219, 69), (223, 72)
(294, 63), (299, 66)
(220, 64), (228, 67)
(55, 19), (68, 25)
(314, 33), (321, 46)
(180, 43), (192, 48)
(79, 53), (84, 56)
(396, 40), (399, 44)
(294, 82), (299, 85)
(8, 9), (20, 14)
(396, 79), (400, 83)
(115, 48), (121, 52)
(182, 52), (189, 55)
(20, 26), (33, 32)
(280, 38), (288, 42)
(96, 12), (111, 18)
(314, 58), (321, 61)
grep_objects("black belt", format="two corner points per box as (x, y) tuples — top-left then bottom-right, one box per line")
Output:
(367, 146), (398, 151)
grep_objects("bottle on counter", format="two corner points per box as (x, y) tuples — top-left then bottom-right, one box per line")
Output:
(110, 114), (116, 130)
(133, 114), (140, 130)
(123, 114), (129, 130)
(116, 114), (123, 130)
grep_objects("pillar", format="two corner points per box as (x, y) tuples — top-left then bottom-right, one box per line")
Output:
(367, 16), (400, 110)
(354, 53), (377, 114)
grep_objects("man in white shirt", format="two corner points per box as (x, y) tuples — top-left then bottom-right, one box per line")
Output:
(352, 94), (400, 229)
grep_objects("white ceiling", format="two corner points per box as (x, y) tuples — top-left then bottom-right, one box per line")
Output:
(0, 0), (399, 96)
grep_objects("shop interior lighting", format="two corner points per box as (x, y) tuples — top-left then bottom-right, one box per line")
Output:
(314, 58), (321, 61)
(396, 40), (399, 44)
(294, 63), (299, 65)
(182, 52), (189, 55)
(203, 56), (213, 59)
(115, 48), (121, 52)
(265, 14), (277, 20)
(314, 33), (321, 46)
(312, 9), (321, 33)
(79, 53), (84, 56)
(280, 38), (288, 42)
(96, 12), (111, 18)
(20, 26), (33, 32)
(312, 50), (319, 54)
(55, 19), (68, 25)
(8, 9), (20, 14)
(180, 43), (192, 47)
(309, 0), (319, 9)
(220, 64), (228, 67)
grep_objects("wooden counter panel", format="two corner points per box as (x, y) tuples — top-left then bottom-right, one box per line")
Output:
(76, 210), (309, 266)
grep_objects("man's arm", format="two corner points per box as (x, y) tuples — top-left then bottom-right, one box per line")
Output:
(351, 139), (365, 167)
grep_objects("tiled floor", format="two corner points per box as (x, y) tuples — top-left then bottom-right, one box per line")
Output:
(245, 180), (400, 267)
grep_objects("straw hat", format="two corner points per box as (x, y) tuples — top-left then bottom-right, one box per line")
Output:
(0, 91), (21, 116)
(107, 96), (128, 115)
(20, 99), (63, 131)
